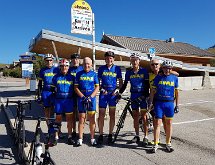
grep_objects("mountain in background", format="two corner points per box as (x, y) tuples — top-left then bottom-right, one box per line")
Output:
(207, 45), (215, 54)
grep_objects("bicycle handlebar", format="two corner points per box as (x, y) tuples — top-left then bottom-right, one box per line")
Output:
(24, 116), (56, 121)
(6, 98), (32, 109)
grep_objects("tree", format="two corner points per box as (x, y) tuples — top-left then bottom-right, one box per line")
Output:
(33, 54), (45, 78)
(210, 58), (215, 67)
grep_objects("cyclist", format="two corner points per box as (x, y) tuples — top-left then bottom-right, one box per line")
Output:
(74, 57), (99, 146)
(38, 54), (59, 125)
(119, 53), (150, 145)
(68, 53), (83, 144)
(149, 59), (179, 143)
(149, 60), (179, 153)
(52, 59), (75, 145)
(97, 51), (123, 145)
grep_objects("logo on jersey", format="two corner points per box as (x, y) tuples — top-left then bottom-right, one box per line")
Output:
(57, 80), (73, 85)
(80, 76), (94, 81)
(130, 74), (144, 79)
(158, 81), (174, 86)
(44, 73), (55, 77)
(102, 72), (116, 77)
(70, 72), (76, 76)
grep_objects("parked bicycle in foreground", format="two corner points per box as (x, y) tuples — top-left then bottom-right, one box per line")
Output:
(27, 116), (59, 165)
(6, 98), (31, 163)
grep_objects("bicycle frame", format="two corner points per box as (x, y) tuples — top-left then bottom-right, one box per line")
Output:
(113, 97), (153, 143)
(113, 97), (133, 143)
(27, 117), (56, 165)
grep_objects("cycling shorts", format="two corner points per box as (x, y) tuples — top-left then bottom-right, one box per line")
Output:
(54, 99), (73, 114)
(154, 101), (174, 119)
(42, 91), (54, 107)
(130, 92), (147, 111)
(78, 96), (96, 114)
(99, 91), (117, 109)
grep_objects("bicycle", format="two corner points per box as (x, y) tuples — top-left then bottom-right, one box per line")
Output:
(113, 97), (153, 143)
(27, 116), (58, 165)
(6, 98), (31, 163)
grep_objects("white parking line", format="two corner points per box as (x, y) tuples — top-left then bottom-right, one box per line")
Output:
(179, 100), (215, 106)
(173, 118), (215, 125)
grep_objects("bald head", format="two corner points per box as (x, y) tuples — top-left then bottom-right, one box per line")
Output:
(83, 57), (92, 65)
(83, 57), (92, 72)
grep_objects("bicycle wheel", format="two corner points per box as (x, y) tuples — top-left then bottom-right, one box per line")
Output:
(48, 158), (56, 165)
(113, 107), (128, 142)
(147, 112), (154, 133)
(41, 151), (56, 165)
(17, 122), (25, 163)
(13, 116), (19, 144)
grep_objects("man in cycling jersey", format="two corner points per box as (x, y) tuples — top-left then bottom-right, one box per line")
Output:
(97, 51), (123, 145)
(149, 60), (179, 153)
(149, 59), (179, 143)
(119, 53), (150, 145)
(52, 59), (75, 145)
(38, 54), (59, 126)
(68, 53), (83, 144)
(74, 57), (99, 146)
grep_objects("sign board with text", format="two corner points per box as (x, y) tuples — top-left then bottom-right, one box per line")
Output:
(71, 0), (93, 35)
(22, 62), (33, 78)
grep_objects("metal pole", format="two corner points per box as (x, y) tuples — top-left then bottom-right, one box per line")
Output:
(92, 13), (96, 71)
(51, 41), (59, 63)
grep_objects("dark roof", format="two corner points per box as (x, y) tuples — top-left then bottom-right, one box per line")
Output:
(101, 34), (215, 57)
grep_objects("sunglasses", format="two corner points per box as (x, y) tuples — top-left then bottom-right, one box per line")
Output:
(163, 67), (172, 69)
(151, 63), (159, 66)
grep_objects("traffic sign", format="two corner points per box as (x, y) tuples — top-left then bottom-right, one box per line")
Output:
(149, 47), (156, 58)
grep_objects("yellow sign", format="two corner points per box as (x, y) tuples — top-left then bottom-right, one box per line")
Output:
(72, 0), (92, 11)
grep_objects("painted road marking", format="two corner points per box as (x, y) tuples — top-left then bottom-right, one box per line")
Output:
(173, 118), (215, 125)
(179, 100), (215, 106)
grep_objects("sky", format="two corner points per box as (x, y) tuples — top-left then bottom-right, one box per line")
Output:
(0, 0), (215, 64)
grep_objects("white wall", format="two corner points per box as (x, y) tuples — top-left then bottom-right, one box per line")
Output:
(178, 76), (203, 90)
(210, 76), (215, 88)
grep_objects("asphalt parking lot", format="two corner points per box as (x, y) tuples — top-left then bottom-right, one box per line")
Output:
(1, 77), (215, 165)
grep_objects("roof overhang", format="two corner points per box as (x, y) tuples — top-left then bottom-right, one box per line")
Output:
(29, 29), (215, 73)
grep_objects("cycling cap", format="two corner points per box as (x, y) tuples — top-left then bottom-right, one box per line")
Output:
(104, 51), (115, 57)
(162, 60), (173, 67)
(44, 54), (54, 60)
(59, 59), (70, 66)
(130, 53), (141, 59)
(70, 53), (80, 59)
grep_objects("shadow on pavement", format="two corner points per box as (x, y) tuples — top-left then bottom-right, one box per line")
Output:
(0, 108), (19, 164)
(0, 90), (33, 98)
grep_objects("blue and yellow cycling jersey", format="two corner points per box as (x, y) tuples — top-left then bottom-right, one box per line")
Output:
(98, 65), (122, 91)
(52, 73), (74, 99)
(124, 67), (149, 93)
(149, 72), (156, 89)
(152, 74), (178, 101)
(39, 66), (59, 91)
(68, 66), (83, 78)
(75, 70), (99, 94)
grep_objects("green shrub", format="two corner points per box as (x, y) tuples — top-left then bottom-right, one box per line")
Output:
(210, 58), (215, 67)
(9, 67), (22, 78)
(3, 69), (10, 77)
